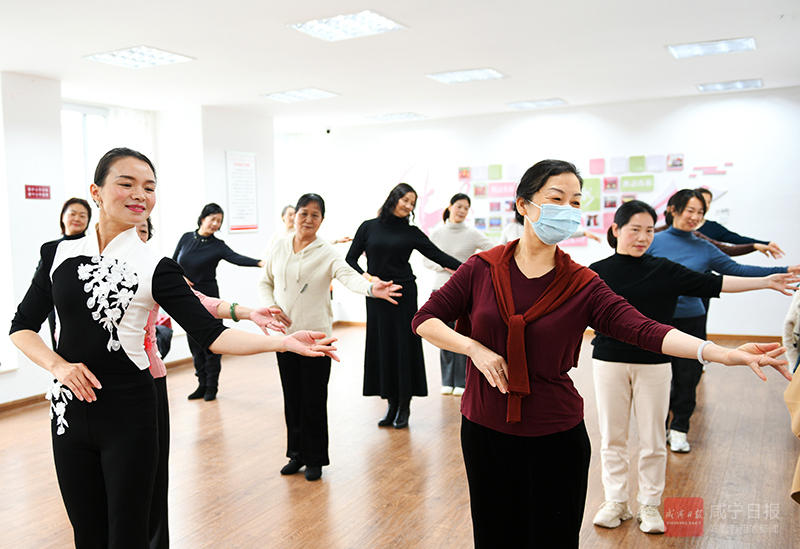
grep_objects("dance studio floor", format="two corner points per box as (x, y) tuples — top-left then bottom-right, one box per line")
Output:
(1, 326), (799, 548)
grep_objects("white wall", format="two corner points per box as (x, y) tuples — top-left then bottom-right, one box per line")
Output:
(0, 73), (65, 402)
(276, 87), (800, 336)
(151, 106), (277, 362)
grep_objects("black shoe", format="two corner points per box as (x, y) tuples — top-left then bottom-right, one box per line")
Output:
(304, 466), (322, 481)
(188, 385), (206, 400)
(394, 401), (410, 429)
(378, 399), (399, 427)
(280, 459), (304, 475)
(203, 386), (218, 401)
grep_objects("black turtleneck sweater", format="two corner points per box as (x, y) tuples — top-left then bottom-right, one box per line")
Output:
(345, 216), (461, 284)
(589, 252), (722, 363)
(172, 231), (261, 297)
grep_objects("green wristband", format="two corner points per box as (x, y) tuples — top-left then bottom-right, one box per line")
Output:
(230, 302), (239, 322)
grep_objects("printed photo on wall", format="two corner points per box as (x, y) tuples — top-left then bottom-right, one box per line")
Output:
(474, 184), (487, 197)
(505, 200), (516, 212)
(459, 167), (471, 180)
(667, 154), (684, 171)
(584, 214), (600, 228)
(622, 194), (637, 203)
(489, 217), (502, 229)
(475, 218), (487, 230)
(603, 177), (618, 191)
(490, 202), (501, 212)
(604, 196), (618, 209)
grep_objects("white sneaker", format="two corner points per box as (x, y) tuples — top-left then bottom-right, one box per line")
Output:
(668, 430), (691, 453)
(637, 505), (665, 534)
(593, 501), (633, 528)
(441, 386), (453, 395)
(452, 387), (465, 396)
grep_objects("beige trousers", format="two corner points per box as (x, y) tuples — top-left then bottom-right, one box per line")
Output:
(592, 359), (671, 506)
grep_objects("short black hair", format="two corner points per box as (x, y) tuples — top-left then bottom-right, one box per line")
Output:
(513, 160), (583, 225)
(607, 200), (657, 248)
(197, 203), (224, 228)
(295, 193), (325, 217)
(59, 197), (91, 235)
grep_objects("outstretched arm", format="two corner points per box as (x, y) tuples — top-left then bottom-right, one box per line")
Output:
(721, 273), (799, 295)
(661, 329), (791, 382)
(208, 329), (338, 361)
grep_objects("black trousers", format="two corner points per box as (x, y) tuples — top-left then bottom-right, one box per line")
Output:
(668, 315), (706, 434)
(52, 375), (158, 549)
(277, 353), (332, 467)
(461, 417), (591, 549)
(150, 376), (170, 549)
(188, 336), (222, 388)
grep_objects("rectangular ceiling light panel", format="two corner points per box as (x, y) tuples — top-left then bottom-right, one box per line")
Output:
(426, 69), (505, 84)
(85, 46), (193, 68)
(263, 88), (339, 103)
(290, 10), (405, 41)
(369, 112), (428, 122)
(697, 79), (763, 93)
(508, 99), (567, 110)
(668, 37), (756, 59)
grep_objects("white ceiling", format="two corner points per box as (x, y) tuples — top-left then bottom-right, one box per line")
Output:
(1, 0), (798, 132)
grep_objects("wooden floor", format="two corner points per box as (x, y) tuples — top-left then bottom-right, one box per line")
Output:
(1, 326), (799, 548)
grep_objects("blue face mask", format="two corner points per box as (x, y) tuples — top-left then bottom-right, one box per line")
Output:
(525, 200), (582, 245)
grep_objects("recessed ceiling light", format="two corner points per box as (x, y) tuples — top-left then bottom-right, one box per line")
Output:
(84, 46), (193, 68)
(426, 69), (505, 84)
(508, 99), (567, 110)
(668, 38), (756, 59)
(697, 79), (763, 93)
(289, 10), (405, 41)
(369, 112), (428, 122)
(263, 88), (339, 103)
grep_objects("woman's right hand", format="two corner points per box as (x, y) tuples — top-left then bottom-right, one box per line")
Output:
(51, 361), (102, 402)
(284, 331), (339, 361)
(467, 341), (508, 393)
(754, 241), (785, 259)
(271, 307), (293, 327)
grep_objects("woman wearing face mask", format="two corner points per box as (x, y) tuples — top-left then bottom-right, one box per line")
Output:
(346, 183), (461, 429)
(412, 160), (791, 548)
(259, 193), (401, 480)
(9, 148), (338, 548)
(589, 200), (797, 534)
(648, 189), (800, 454)
(173, 203), (265, 401)
(424, 193), (493, 396)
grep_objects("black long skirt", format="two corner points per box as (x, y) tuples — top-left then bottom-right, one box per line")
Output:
(363, 281), (427, 399)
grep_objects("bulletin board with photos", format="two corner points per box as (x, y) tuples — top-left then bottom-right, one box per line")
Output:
(458, 152), (729, 247)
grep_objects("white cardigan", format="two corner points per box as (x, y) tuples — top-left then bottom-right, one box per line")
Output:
(258, 234), (371, 334)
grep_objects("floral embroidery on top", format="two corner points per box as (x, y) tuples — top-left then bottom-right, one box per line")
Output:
(78, 255), (139, 352)
(46, 380), (73, 435)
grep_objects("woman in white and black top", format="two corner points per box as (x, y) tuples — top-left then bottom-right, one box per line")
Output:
(10, 148), (338, 549)
(424, 193), (494, 395)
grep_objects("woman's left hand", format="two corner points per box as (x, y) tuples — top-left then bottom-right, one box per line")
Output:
(722, 342), (791, 382)
(765, 273), (800, 295)
(249, 307), (287, 334)
(284, 331), (340, 361)
(371, 279), (402, 305)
